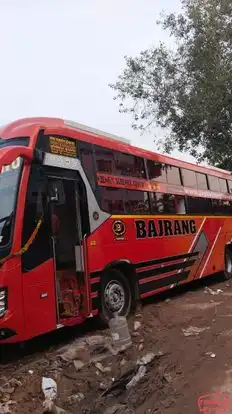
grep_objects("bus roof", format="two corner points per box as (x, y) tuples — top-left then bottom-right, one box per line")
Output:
(0, 117), (231, 180)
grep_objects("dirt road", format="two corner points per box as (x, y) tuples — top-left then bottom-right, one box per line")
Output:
(1, 274), (232, 413)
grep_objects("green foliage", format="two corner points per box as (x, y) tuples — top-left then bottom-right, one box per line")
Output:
(110, 0), (232, 168)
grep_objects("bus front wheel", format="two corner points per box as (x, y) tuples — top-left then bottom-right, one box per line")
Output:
(224, 248), (232, 280)
(99, 268), (132, 324)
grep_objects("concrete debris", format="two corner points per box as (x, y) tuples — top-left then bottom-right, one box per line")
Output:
(163, 373), (173, 383)
(68, 393), (84, 404)
(8, 379), (22, 388)
(73, 360), (85, 372)
(95, 362), (111, 373)
(138, 344), (144, 351)
(53, 406), (67, 414)
(134, 321), (141, 331)
(28, 370), (34, 375)
(86, 335), (106, 347)
(103, 405), (126, 414)
(126, 365), (146, 389)
(120, 359), (127, 367)
(138, 352), (156, 366)
(0, 384), (14, 395)
(182, 326), (210, 337)
(59, 335), (108, 362)
(99, 382), (108, 391)
(60, 346), (89, 363)
(0, 400), (17, 414)
(91, 343), (117, 362)
(102, 350), (159, 396)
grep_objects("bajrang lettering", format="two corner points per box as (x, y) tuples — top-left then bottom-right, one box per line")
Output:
(135, 219), (197, 238)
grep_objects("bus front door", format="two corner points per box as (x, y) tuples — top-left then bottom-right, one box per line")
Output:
(48, 175), (86, 322)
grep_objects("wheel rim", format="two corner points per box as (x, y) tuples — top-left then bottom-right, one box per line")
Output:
(227, 254), (232, 274)
(104, 279), (125, 313)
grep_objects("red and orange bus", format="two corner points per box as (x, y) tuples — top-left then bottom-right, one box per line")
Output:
(0, 117), (232, 343)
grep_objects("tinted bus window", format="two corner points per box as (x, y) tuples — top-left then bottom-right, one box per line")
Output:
(219, 178), (227, 193)
(196, 173), (208, 190)
(182, 169), (197, 188)
(100, 187), (127, 213)
(95, 146), (115, 174)
(79, 142), (96, 190)
(166, 166), (181, 185)
(147, 161), (167, 183)
(99, 187), (150, 214)
(125, 190), (150, 214)
(186, 197), (212, 214)
(212, 199), (232, 214)
(114, 152), (146, 178)
(151, 193), (185, 214)
(208, 175), (220, 192)
(228, 180), (232, 193)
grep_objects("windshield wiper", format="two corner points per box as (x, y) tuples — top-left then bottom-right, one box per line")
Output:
(0, 213), (13, 224)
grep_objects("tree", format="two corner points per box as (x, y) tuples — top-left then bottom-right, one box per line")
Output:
(110, 0), (232, 169)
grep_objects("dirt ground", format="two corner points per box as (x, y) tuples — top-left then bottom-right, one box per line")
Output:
(1, 273), (232, 413)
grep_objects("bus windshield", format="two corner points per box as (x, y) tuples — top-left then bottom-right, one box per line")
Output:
(0, 157), (22, 246)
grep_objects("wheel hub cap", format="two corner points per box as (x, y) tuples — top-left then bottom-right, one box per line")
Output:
(104, 280), (125, 313)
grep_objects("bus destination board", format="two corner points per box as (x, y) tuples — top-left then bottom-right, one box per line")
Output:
(49, 136), (77, 158)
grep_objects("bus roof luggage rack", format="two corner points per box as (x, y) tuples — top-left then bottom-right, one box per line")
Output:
(64, 120), (131, 145)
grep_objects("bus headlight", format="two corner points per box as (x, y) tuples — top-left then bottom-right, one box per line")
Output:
(0, 289), (7, 317)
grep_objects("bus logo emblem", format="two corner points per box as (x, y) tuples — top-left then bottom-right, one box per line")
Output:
(112, 220), (126, 240)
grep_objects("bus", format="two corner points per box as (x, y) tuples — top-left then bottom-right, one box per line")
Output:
(0, 117), (232, 343)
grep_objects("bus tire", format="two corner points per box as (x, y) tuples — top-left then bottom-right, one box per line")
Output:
(224, 248), (232, 280)
(99, 268), (132, 325)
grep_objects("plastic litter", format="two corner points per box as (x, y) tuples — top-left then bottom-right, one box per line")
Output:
(204, 287), (223, 296)
(42, 377), (57, 412)
(134, 321), (141, 331)
(206, 352), (216, 358)
(182, 326), (210, 337)
(126, 365), (146, 389)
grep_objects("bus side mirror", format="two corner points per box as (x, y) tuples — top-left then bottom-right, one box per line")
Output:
(33, 149), (44, 164)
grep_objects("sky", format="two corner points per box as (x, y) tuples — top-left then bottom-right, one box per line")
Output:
(0, 0), (197, 163)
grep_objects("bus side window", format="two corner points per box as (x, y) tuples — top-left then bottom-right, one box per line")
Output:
(227, 180), (232, 193)
(182, 169), (197, 188)
(174, 196), (186, 214)
(151, 193), (185, 215)
(114, 152), (146, 179)
(79, 142), (96, 191)
(22, 164), (52, 272)
(94, 146), (115, 174)
(186, 197), (212, 214)
(208, 175), (220, 192)
(211, 199), (232, 215)
(99, 187), (127, 213)
(125, 190), (150, 214)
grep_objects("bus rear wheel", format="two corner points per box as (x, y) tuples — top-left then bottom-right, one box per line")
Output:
(224, 248), (232, 280)
(99, 268), (132, 324)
